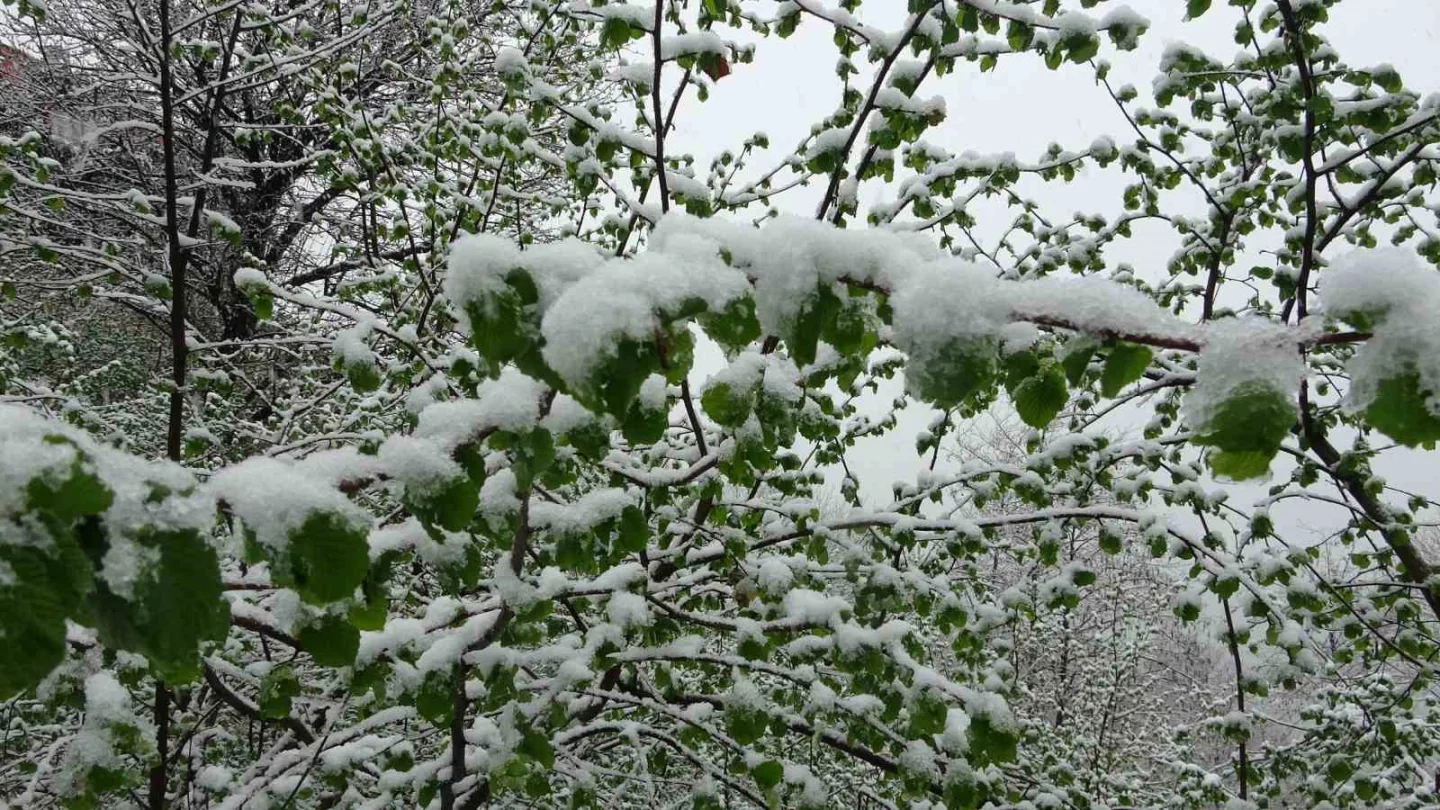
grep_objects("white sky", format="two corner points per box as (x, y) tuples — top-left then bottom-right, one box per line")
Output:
(658, 1), (1440, 536)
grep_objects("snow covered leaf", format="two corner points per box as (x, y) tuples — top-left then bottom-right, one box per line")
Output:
(1192, 381), (1295, 481)
(89, 529), (229, 684)
(906, 335), (999, 411)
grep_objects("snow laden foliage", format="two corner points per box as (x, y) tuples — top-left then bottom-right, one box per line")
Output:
(3, 0), (1440, 809)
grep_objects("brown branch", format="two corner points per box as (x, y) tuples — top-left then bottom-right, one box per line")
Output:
(1275, 0), (1320, 323)
(814, 3), (939, 222)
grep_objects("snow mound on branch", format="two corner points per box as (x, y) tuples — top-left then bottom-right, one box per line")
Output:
(1320, 248), (1440, 418)
(1183, 318), (1305, 431)
(652, 213), (937, 336)
(207, 457), (369, 553)
(540, 233), (748, 386)
(414, 369), (547, 449)
(444, 234), (603, 329)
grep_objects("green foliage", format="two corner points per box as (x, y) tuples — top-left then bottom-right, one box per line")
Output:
(88, 529), (230, 683)
(1006, 352), (1069, 429)
(259, 665), (301, 720)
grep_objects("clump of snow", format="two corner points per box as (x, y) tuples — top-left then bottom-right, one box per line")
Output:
(783, 589), (851, 625)
(207, 457), (368, 553)
(530, 488), (634, 534)
(1320, 248), (1440, 418)
(444, 235), (603, 334)
(756, 556), (794, 595)
(378, 435), (462, 492)
(1182, 318), (1304, 433)
(414, 369), (547, 449)
(606, 591), (650, 628)
(652, 213), (937, 337)
(494, 46), (528, 76)
(542, 394), (598, 434)
(539, 232), (748, 388)
(60, 672), (149, 796)
(479, 469), (522, 517)
(332, 323), (376, 367)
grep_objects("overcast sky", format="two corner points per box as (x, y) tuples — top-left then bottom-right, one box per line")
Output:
(656, 1), (1440, 537)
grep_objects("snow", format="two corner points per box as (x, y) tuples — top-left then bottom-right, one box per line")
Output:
(444, 235), (603, 332)
(606, 591), (650, 628)
(378, 435), (462, 491)
(941, 708), (971, 753)
(783, 589), (850, 625)
(414, 369), (547, 448)
(899, 739), (938, 777)
(653, 213), (936, 337)
(1320, 248), (1440, 419)
(207, 456), (369, 553)
(529, 488), (634, 534)
(1183, 317), (1305, 435)
(196, 765), (234, 791)
(539, 233), (749, 387)
(494, 46), (528, 75)
(478, 469), (522, 516)
(333, 324), (376, 366)
(233, 266), (268, 289)
(84, 671), (131, 723)
(756, 557), (794, 594)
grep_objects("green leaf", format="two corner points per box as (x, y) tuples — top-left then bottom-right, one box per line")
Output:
(787, 284), (843, 367)
(1207, 450), (1275, 481)
(968, 715), (1017, 764)
(1192, 381), (1296, 481)
(725, 706), (766, 745)
(1099, 342), (1152, 397)
(1185, 0), (1211, 19)
(1011, 367), (1067, 428)
(615, 505), (649, 554)
(299, 614), (360, 667)
(908, 335), (999, 410)
(91, 529), (229, 683)
(415, 671), (453, 727)
(1061, 343), (1095, 385)
(419, 477), (480, 533)
(699, 296), (762, 353)
(345, 360), (382, 394)
(701, 382), (754, 428)
(621, 402), (667, 445)
(284, 512), (370, 605)
(0, 542), (88, 699)
(25, 446), (113, 522)
(1364, 368), (1440, 448)
(519, 729), (556, 768)
(259, 665), (301, 720)
(751, 760), (784, 790)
